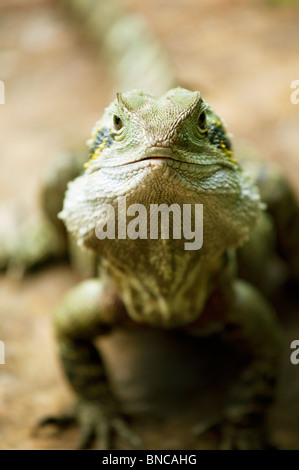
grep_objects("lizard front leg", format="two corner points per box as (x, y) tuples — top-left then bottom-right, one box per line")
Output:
(41, 278), (142, 449)
(219, 279), (281, 449)
(188, 278), (281, 449)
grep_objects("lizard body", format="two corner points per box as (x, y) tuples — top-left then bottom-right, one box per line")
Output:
(49, 88), (282, 449)
(60, 88), (261, 329)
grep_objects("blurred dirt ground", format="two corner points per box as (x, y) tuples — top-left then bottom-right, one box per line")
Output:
(0, 0), (299, 449)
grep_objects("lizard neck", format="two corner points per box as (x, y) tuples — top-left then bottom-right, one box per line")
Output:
(99, 240), (230, 328)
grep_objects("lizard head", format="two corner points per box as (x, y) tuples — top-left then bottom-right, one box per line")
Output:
(85, 87), (235, 171)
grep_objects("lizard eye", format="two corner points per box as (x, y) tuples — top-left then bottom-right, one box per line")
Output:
(197, 110), (208, 133)
(113, 115), (123, 131)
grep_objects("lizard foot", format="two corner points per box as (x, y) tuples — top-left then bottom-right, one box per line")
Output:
(194, 412), (276, 450)
(36, 400), (143, 450)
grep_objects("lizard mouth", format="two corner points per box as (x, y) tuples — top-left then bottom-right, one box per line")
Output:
(119, 156), (173, 167)
(114, 146), (176, 167)
(134, 146), (177, 164)
(142, 156), (171, 161)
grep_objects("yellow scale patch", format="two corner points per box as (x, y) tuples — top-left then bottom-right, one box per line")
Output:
(208, 121), (238, 164)
(84, 127), (115, 169)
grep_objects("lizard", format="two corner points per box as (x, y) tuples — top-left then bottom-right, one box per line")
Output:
(38, 87), (284, 449)
(1, 0), (299, 450)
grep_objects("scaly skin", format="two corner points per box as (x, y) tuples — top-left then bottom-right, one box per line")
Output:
(42, 88), (282, 449)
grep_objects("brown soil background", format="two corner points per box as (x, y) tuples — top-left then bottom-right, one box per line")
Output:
(0, 0), (299, 449)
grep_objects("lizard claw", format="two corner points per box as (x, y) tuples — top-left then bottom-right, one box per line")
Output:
(37, 413), (76, 431)
(35, 400), (143, 450)
(193, 412), (275, 450)
(33, 411), (76, 440)
(76, 400), (143, 450)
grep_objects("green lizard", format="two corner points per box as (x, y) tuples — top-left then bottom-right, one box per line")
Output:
(2, 0), (299, 451)
(38, 87), (289, 449)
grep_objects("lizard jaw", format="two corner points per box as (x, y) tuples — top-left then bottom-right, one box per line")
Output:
(112, 146), (175, 166)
